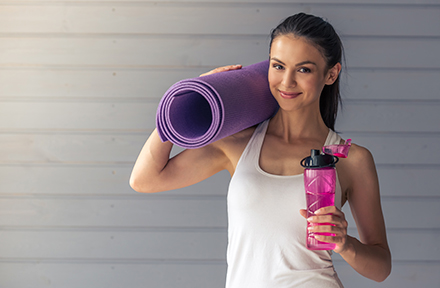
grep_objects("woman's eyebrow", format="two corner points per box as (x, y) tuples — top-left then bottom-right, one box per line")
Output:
(295, 60), (317, 66)
(270, 58), (317, 67)
(270, 57), (285, 65)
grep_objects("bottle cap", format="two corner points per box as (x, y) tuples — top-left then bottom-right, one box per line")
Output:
(300, 149), (339, 168)
(322, 139), (352, 158)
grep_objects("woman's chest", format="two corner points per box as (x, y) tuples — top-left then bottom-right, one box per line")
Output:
(259, 138), (319, 176)
(258, 139), (350, 206)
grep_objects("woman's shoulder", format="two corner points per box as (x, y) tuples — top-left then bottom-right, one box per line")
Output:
(337, 141), (379, 203)
(345, 142), (375, 166)
(338, 141), (377, 186)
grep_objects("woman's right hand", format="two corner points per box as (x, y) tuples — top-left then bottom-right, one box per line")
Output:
(199, 64), (242, 77)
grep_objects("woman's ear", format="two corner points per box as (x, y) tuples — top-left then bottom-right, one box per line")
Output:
(325, 62), (342, 85)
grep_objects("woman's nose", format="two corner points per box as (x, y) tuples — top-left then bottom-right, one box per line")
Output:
(282, 73), (296, 88)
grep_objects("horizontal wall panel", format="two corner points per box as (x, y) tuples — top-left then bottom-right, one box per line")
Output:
(0, 230), (437, 261)
(0, 261), (438, 288)
(334, 262), (440, 288)
(0, 102), (157, 131)
(1, 101), (438, 133)
(1, 133), (439, 164)
(382, 198), (440, 229)
(0, 133), (146, 163)
(0, 69), (201, 99)
(344, 38), (440, 69)
(1, 37), (440, 69)
(342, 132), (440, 165)
(1, 5), (439, 37)
(337, 102), (440, 133)
(0, 165), (435, 197)
(0, 37), (269, 69)
(0, 166), (230, 196)
(0, 197), (228, 228)
(12, 0), (440, 4)
(342, 197), (440, 230)
(0, 230), (227, 259)
(377, 166), (440, 197)
(342, 69), (440, 101)
(2, 69), (440, 101)
(0, 262), (227, 288)
(0, 197), (436, 229)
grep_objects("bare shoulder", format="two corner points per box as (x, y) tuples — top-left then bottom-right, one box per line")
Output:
(337, 142), (379, 203)
(339, 142), (378, 183)
(344, 143), (376, 172)
(348, 144), (378, 180)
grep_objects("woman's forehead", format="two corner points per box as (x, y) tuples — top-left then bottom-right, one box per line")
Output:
(270, 35), (327, 67)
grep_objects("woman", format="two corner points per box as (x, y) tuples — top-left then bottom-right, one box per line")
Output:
(130, 13), (391, 287)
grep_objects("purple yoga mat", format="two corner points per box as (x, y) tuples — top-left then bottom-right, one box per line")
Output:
(156, 60), (279, 149)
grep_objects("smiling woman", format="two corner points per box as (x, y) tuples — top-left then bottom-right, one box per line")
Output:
(130, 12), (391, 288)
(268, 36), (341, 119)
(268, 13), (344, 132)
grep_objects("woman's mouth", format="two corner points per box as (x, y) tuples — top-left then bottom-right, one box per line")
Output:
(279, 90), (301, 99)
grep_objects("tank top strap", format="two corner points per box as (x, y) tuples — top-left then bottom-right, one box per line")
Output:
(236, 119), (270, 166)
(324, 129), (342, 146)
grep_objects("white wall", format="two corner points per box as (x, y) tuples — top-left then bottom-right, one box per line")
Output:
(1, 1), (439, 287)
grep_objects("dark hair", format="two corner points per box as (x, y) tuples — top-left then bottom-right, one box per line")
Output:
(269, 13), (344, 130)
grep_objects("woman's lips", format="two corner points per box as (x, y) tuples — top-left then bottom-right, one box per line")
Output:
(279, 90), (302, 99)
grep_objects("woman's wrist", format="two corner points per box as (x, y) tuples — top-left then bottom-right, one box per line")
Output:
(335, 235), (357, 259)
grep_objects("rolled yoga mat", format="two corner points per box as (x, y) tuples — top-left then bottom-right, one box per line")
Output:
(156, 60), (279, 149)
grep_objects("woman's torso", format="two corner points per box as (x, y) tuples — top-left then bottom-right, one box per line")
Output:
(224, 119), (344, 288)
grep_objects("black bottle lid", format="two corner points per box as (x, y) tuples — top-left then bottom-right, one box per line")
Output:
(300, 149), (339, 168)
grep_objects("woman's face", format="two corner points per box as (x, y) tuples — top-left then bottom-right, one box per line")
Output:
(268, 35), (338, 113)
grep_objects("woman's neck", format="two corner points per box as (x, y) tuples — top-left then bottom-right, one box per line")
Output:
(268, 108), (329, 143)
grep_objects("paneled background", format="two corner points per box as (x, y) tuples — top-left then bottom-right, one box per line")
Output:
(1, 1), (439, 287)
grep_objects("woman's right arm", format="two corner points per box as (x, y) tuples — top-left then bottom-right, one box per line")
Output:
(129, 128), (231, 193)
(130, 64), (242, 193)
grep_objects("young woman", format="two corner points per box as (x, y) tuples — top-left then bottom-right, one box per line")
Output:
(130, 13), (391, 287)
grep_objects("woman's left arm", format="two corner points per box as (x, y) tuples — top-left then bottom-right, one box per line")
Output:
(306, 144), (392, 282)
(340, 145), (391, 281)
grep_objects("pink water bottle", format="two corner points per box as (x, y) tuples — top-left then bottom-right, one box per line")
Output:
(301, 149), (339, 250)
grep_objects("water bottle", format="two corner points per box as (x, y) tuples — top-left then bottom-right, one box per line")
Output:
(301, 149), (339, 250)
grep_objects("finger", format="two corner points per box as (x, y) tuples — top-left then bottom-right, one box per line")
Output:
(308, 214), (348, 228)
(314, 206), (345, 220)
(309, 225), (347, 242)
(299, 209), (307, 219)
(314, 206), (341, 215)
(314, 234), (346, 244)
(199, 64), (242, 77)
(308, 223), (342, 234)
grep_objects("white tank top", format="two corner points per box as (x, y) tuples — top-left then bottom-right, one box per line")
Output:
(226, 119), (344, 288)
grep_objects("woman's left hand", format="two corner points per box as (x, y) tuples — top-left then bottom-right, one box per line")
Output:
(300, 206), (349, 254)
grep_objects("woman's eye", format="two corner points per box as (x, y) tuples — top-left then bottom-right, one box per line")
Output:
(273, 64), (284, 70)
(298, 67), (311, 73)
